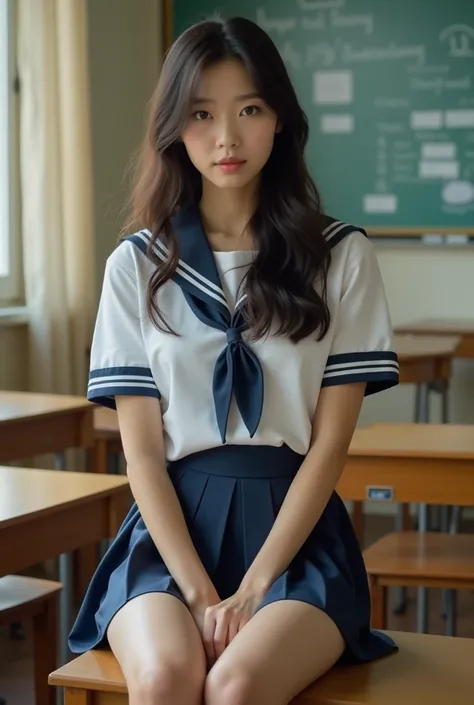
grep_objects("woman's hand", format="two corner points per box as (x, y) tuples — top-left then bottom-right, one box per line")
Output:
(187, 587), (221, 636)
(202, 586), (265, 666)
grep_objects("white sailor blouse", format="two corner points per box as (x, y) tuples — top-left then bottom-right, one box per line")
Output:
(87, 205), (399, 460)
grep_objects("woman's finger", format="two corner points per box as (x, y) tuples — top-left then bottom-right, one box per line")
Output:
(226, 612), (239, 646)
(213, 611), (229, 660)
(202, 607), (216, 665)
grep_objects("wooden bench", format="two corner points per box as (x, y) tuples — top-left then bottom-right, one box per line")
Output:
(0, 575), (62, 705)
(364, 531), (474, 634)
(49, 630), (474, 704)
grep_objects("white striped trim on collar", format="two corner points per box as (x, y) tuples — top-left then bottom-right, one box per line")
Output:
(322, 220), (357, 245)
(135, 230), (229, 310)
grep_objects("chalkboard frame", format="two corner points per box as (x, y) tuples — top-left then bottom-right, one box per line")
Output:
(162, 1), (474, 240)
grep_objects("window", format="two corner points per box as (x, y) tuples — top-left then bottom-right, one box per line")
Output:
(0, 0), (21, 303)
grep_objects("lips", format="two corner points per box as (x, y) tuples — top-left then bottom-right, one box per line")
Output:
(216, 158), (245, 165)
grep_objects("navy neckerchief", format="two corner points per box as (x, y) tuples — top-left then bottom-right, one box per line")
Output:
(126, 203), (264, 443)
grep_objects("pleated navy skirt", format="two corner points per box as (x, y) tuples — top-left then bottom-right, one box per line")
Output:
(69, 444), (397, 662)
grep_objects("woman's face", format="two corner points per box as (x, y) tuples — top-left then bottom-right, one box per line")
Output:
(181, 59), (280, 192)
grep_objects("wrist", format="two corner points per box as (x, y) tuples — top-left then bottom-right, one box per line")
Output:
(183, 582), (219, 608)
(239, 571), (272, 597)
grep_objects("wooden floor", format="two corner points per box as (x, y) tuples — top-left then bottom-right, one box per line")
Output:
(1, 514), (473, 704)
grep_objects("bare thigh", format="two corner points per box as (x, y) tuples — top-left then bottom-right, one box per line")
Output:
(205, 600), (345, 705)
(107, 592), (206, 705)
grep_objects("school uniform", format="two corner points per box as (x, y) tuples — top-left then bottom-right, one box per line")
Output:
(69, 203), (399, 662)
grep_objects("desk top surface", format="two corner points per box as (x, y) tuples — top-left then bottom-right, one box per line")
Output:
(394, 334), (460, 359)
(49, 630), (474, 705)
(308, 630), (474, 705)
(94, 406), (119, 434)
(0, 466), (128, 528)
(0, 391), (92, 423)
(349, 423), (474, 459)
(395, 318), (474, 336)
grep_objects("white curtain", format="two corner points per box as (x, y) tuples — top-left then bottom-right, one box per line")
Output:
(17, 0), (95, 395)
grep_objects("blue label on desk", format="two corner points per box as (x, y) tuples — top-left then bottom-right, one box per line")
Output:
(366, 486), (394, 501)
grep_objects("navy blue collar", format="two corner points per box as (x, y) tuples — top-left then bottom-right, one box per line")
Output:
(124, 204), (263, 444)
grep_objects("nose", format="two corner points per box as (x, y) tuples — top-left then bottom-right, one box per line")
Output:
(216, 116), (240, 149)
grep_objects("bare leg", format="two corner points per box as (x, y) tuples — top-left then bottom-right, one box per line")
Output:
(107, 592), (207, 705)
(205, 600), (345, 705)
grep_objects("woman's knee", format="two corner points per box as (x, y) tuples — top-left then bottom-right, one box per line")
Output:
(129, 659), (206, 705)
(205, 661), (259, 705)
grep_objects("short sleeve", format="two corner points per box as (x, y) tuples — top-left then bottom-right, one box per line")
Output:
(87, 251), (161, 409)
(321, 234), (399, 395)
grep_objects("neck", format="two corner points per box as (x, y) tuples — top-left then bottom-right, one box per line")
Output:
(199, 178), (259, 242)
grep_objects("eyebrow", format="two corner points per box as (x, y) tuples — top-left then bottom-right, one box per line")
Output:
(192, 92), (262, 104)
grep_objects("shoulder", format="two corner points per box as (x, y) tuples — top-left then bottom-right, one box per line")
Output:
(105, 229), (155, 281)
(323, 215), (375, 270)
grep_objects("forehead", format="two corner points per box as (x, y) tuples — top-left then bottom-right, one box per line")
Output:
(193, 59), (257, 99)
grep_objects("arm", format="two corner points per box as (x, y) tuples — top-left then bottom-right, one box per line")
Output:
(240, 381), (366, 594)
(115, 395), (219, 613)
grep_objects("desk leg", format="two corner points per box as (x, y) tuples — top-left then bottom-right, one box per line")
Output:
(55, 452), (72, 666)
(416, 384), (430, 634)
(394, 382), (430, 617)
(436, 379), (458, 635)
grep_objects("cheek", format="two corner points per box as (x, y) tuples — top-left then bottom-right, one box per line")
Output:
(181, 124), (209, 158)
(248, 120), (277, 151)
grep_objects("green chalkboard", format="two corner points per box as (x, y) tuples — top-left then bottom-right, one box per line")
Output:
(172, 0), (474, 235)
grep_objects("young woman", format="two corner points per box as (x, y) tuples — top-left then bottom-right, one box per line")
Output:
(69, 16), (399, 705)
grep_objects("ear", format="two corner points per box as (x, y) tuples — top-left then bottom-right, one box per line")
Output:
(275, 119), (283, 134)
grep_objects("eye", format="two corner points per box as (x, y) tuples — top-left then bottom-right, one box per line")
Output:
(240, 105), (260, 116)
(192, 110), (211, 121)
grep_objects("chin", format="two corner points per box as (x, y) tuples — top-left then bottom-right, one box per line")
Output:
(206, 171), (259, 190)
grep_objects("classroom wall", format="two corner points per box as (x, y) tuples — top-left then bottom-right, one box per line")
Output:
(0, 326), (28, 390)
(86, 0), (162, 286)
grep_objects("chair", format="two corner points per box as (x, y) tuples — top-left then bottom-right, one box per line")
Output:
(0, 575), (61, 705)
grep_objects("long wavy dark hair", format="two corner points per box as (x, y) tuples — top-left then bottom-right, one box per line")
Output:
(122, 16), (332, 344)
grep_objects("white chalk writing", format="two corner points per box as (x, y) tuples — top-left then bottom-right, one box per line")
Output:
(375, 98), (411, 109)
(305, 43), (336, 67)
(280, 42), (302, 70)
(256, 9), (296, 36)
(330, 9), (374, 35)
(342, 42), (426, 66)
(411, 76), (471, 93)
(297, 0), (344, 10)
(301, 15), (327, 31)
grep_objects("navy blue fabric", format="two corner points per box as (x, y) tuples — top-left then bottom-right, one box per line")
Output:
(124, 206), (264, 443)
(69, 445), (397, 664)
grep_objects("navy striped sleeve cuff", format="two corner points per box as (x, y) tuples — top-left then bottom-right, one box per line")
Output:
(321, 351), (399, 395)
(87, 366), (161, 409)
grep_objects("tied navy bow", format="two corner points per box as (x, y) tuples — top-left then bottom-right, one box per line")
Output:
(162, 205), (264, 443)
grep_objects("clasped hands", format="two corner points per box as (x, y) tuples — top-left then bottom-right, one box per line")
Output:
(190, 584), (265, 666)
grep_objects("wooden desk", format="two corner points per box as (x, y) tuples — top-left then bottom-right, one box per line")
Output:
(0, 391), (94, 463)
(395, 334), (459, 423)
(0, 391), (96, 662)
(347, 336), (459, 551)
(338, 423), (474, 632)
(93, 407), (122, 474)
(395, 319), (474, 359)
(396, 334), (459, 385)
(49, 630), (474, 705)
(0, 467), (131, 664)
